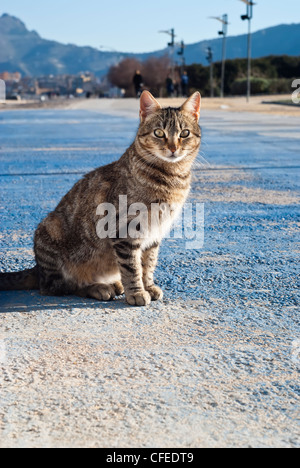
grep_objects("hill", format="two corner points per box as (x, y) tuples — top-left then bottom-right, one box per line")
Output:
(0, 13), (126, 76)
(183, 23), (300, 64)
(0, 13), (299, 77)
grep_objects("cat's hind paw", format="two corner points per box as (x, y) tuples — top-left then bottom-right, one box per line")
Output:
(113, 281), (124, 296)
(87, 284), (116, 301)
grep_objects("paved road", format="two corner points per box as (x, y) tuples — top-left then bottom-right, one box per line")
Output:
(0, 106), (299, 447)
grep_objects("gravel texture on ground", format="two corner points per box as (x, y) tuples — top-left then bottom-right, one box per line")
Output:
(0, 103), (299, 447)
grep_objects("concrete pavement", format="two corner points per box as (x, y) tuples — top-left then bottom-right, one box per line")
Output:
(0, 103), (299, 447)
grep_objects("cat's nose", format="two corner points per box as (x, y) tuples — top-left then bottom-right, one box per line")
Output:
(169, 144), (177, 154)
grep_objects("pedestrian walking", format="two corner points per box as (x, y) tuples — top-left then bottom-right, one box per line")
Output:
(166, 75), (174, 97)
(181, 71), (189, 97)
(174, 80), (180, 97)
(133, 70), (143, 97)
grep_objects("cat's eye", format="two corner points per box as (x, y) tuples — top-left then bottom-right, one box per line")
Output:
(154, 129), (165, 138)
(180, 129), (190, 138)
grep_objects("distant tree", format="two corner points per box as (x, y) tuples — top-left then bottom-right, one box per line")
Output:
(185, 64), (210, 96)
(108, 55), (172, 97)
(270, 55), (300, 79)
(108, 55), (300, 98)
(108, 57), (142, 97)
(142, 55), (172, 97)
(186, 55), (300, 97)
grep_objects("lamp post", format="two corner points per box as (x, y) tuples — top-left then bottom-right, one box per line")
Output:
(159, 29), (176, 82)
(177, 40), (186, 95)
(239, 0), (256, 102)
(177, 40), (185, 68)
(209, 15), (229, 98)
(206, 47), (214, 98)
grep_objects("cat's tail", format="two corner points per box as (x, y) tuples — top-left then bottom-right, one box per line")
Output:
(0, 266), (39, 291)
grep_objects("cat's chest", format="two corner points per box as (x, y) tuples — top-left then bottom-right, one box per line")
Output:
(141, 201), (183, 250)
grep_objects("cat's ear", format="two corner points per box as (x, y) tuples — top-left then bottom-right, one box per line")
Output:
(181, 91), (201, 122)
(140, 91), (161, 121)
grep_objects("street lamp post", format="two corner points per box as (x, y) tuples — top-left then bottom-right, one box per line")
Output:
(240, 0), (255, 102)
(219, 15), (228, 99)
(177, 40), (186, 93)
(177, 40), (185, 68)
(209, 15), (229, 98)
(206, 47), (214, 98)
(159, 29), (176, 82)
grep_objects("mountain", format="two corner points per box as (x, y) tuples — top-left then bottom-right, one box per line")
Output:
(183, 23), (300, 64)
(0, 13), (127, 77)
(0, 13), (300, 77)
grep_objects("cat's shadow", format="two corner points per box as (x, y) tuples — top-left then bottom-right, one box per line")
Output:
(0, 290), (129, 313)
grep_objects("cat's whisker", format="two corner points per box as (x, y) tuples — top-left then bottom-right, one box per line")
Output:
(194, 151), (211, 168)
(200, 140), (208, 147)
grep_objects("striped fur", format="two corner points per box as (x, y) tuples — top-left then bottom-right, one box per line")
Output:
(0, 92), (201, 306)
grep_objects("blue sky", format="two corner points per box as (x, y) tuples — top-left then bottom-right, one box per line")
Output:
(1, 0), (299, 53)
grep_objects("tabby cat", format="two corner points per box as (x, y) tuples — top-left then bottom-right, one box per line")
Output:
(0, 91), (201, 306)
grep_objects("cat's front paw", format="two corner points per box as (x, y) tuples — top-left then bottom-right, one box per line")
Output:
(146, 285), (164, 301)
(126, 290), (151, 307)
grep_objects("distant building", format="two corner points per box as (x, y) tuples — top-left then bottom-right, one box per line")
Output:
(0, 71), (21, 82)
(1, 71), (103, 99)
